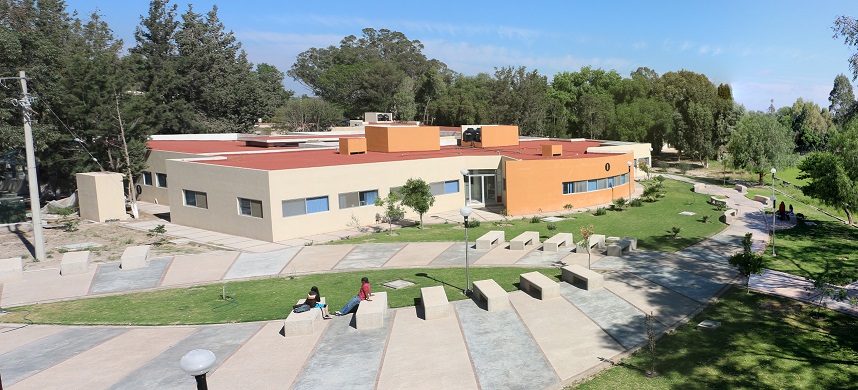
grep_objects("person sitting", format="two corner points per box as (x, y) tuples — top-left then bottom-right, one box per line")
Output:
(306, 286), (332, 319)
(335, 277), (373, 316)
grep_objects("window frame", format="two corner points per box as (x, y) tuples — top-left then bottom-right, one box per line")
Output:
(156, 173), (168, 188)
(238, 197), (263, 218)
(142, 171), (153, 186)
(183, 189), (208, 209)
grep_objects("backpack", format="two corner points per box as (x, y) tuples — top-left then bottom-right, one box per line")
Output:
(292, 304), (311, 313)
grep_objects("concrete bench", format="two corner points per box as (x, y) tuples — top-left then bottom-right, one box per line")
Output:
(606, 239), (633, 257)
(60, 251), (92, 276)
(543, 232), (573, 252)
(735, 184), (747, 193)
(283, 297), (325, 336)
(420, 286), (450, 320)
(519, 271), (559, 300)
(693, 183), (706, 193)
(472, 279), (509, 311)
(723, 209), (737, 224)
(509, 231), (540, 250)
(561, 264), (604, 290)
(476, 230), (505, 250)
(621, 237), (638, 251)
(0, 256), (24, 282)
(120, 245), (151, 270)
(356, 291), (388, 329)
(710, 196), (728, 208)
(754, 194), (770, 205)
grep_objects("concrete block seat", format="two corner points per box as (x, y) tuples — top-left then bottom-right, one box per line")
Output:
(754, 194), (770, 205)
(120, 245), (151, 270)
(693, 183), (706, 193)
(606, 238), (634, 257)
(472, 279), (509, 311)
(509, 231), (540, 250)
(576, 233), (605, 253)
(710, 196), (728, 208)
(60, 251), (92, 276)
(519, 271), (559, 300)
(735, 184), (747, 193)
(0, 256), (24, 282)
(356, 291), (388, 329)
(543, 232), (573, 252)
(421, 286), (450, 320)
(476, 230), (505, 250)
(561, 264), (604, 291)
(283, 297), (325, 337)
(723, 209), (738, 224)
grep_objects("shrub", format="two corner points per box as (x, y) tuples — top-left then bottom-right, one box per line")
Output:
(62, 220), (79, 232)
(796, 213), (806, 222)
(657, 161), (669, 171)
(677, 162), (690, 174)
(630, 198), (643, 207)
(467, 219), (481, 228)
(701, 215), (710, 223)
(547, 222), (557, 231)
(530, 216), (541, 223)
(669, 226), (682, 238)
(612, 197), (628, 210)
(563, 204), (573, 211)
(595, 207), (607, 216)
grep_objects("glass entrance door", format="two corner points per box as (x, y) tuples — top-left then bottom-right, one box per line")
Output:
(464, 170), (497, 206)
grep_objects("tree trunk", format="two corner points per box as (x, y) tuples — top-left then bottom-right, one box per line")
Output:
(758, 171), (764, 185)
(845, 207), (853, 225)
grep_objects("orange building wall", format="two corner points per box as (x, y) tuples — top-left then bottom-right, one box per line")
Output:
(475, 125), (519, 148)
(365, 126), (440, 152)
(504, 153), (635, 215)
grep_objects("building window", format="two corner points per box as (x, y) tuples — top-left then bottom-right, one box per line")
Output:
(283, 196), (330, 217)
(184, 190), (207, 209)
(444, 180), (459, 194)
(156, 173), (168, 188)
(238, 198), (263, 218)
(607, 177), (615, 188)
(142, 171), (152, 186)
(339, 190), (378, 209)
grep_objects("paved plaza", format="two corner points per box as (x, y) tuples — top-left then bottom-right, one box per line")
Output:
(0, 178), (855, 389)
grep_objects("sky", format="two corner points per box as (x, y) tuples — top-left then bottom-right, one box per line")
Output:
(63, 0), (858, 112)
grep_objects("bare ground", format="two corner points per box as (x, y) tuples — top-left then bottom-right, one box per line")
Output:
(0, 214), (209, 271)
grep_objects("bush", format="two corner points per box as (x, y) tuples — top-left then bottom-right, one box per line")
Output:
(796, 213), (806, 222)
(612, 197), (628, 210)
(595, 207), (607, 216)
(530, 216), (541, 223)
(547, 222), (557, 231)
(563, 204), (573, 211)
(701, 215), (710, 223)
(657, 161), (669, 171)
(677, 162), (690, 174)
(669, 226), (682, 238)
(630, 198), (643, 207)
(467, 219), (481, 228)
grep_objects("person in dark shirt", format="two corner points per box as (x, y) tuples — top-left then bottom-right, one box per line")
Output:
(307, 286), (331, 319)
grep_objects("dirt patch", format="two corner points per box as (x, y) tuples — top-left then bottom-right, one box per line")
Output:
(0, 215), (209, 271)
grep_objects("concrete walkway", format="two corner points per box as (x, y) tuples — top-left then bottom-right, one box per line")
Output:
(1, 178), (854, 389)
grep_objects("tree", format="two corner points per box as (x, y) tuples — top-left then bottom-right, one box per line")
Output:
(782, 98), (835, 152)
(274, 97), (343, 131)
(392, 77), (417, 121)
(375, 190), (405, 235)
(833, 16), (858, 81)
(726, 111), (796, 184)
(829, 74), (856, 125)
(399, 178), (435, 228)
(797, 123), (858, 225)
(288, 28), (440, 118)
(579, 224), (595, 269)
(254, 63), (293, 121)
(728, 233), (765, 292)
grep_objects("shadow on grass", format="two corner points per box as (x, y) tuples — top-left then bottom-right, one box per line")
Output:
(415, 272), (463, 291)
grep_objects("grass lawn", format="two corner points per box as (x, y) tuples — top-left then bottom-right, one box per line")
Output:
(335, 178), (725, 253)
(0, 267), (559, 326)
(571, 288), (858, 389)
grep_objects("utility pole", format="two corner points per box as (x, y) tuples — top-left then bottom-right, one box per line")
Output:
(16, 71), (46, 261)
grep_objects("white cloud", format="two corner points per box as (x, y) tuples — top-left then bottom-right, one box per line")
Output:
(632, 41), (648, 50)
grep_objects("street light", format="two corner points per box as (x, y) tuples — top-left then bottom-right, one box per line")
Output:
(460, 168), (470, 206)
(180, 349), (216, 390)
(460, 205), (473, 295)
(626, 160), (633, 200)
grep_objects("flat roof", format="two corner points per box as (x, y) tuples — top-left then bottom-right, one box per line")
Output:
(151, 139), (621, 171)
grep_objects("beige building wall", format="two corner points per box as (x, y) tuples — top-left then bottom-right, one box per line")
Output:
(76, 172), (127, 222)
(167, 159), (275, 241)
(266, 156), (499, 241)
(137, 150), (200, 205)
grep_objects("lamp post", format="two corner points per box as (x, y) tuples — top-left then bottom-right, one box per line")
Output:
(180, 349), (216, 390)
(626, 160), (633, 200)
(460, 168), (470, 206)
(460, 205), (473, 295)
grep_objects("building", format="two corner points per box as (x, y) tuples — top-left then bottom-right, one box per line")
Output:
(137, 124), (651, 242)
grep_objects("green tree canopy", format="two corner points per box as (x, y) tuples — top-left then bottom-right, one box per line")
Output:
(798, 122), (858, 224)
(399, 178), (435, 228)
(726, 111), (796, 184)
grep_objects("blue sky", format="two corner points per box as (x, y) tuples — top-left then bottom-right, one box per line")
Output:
(64, 0), (857, 112)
